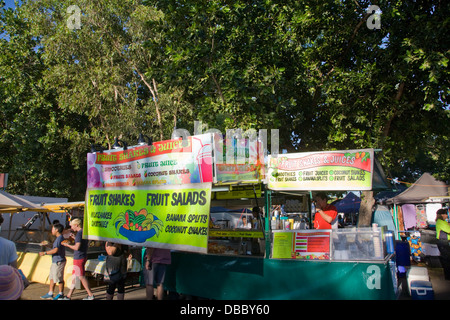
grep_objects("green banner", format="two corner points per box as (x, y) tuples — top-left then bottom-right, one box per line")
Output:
(268, 149), (374, 191)
(84, 183), (212, 253)
(209, 230), (264, 238)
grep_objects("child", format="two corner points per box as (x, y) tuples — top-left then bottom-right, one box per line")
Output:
(60, 218), (95, 300)
(39, 223), (66, 300)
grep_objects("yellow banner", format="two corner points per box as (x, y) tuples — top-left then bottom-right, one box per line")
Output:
(84, 183), (212, 253)
(209, 230), (264, 238)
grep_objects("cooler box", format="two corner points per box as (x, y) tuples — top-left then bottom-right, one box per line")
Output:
(410, 280), (434, 300)
(407, 266), (429, 295)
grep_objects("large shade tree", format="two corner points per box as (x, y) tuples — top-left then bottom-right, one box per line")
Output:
(0, 0), (194, 199)
(0, 0), (448, 203)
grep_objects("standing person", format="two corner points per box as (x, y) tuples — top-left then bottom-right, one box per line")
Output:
(0, 214), (18, 268)
(39, 223), (66, 300)
(313, 192), (338, 230)
(251, 207), (262, 230)
(104, 242), (127, 300)
(59, 218), (95, 300)
(436, 208), (450, 280)
(143, 247), (171, 300)
(237, 216), (251, 229)
(250, 207), (263, 255)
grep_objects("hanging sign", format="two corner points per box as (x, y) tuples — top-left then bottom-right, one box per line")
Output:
(84, 183), (211, 253)
(87, 134), (213, 189)
(268, 149), (374, 191)
(85, 134), (214, 253)
(214, 184), (262, 200)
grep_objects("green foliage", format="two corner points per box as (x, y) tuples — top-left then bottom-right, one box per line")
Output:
(0, 0), (448, 200)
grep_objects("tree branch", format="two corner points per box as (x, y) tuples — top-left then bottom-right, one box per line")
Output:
(134, 65), (163, 140)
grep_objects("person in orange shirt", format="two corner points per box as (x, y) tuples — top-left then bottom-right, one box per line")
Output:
(313, 192), (338, 230)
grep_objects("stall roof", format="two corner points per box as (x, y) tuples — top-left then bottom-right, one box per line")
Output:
(372, 157), (391, 191)
(0, 190), (49, 212)
(42, 201), (84, 213)
(386, 172), (449, 205)
(332, 192), (361, 214)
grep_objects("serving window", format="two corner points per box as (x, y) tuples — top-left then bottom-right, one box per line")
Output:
(207, 195), (265, 257)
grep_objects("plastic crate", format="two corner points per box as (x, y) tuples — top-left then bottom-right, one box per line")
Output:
(410, 280), (434, 300)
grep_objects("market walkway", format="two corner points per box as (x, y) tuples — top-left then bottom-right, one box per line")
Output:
(20, 280), (149, 300)
(398, 264), (450, 300)
(19, 265), (450, 300)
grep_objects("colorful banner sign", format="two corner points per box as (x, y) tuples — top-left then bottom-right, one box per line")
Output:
(85, 134), (214, 253)
(268, 149), (374, 191)
(213, 133), (264, 183)
(87, 134), (213, 189)
(84, 183), (212, 253)
(271, 230), (331, 260)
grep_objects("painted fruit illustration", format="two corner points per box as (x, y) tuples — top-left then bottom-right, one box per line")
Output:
(114, 208), (164, 242)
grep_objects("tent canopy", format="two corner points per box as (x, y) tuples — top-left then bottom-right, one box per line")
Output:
(386, 172), (448, 205)
(42, 201), (84, 213)
(332, 192), (361, 214)
(0, 190), (48, 212)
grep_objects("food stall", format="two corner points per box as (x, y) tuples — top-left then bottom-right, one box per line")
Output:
(84, 133), (397, 299)
(165, 148), (398, 300)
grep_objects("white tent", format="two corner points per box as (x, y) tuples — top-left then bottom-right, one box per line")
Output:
(0, 192), (68, 240)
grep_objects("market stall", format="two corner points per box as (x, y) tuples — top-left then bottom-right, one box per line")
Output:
(164, 148), (398, 300)
(0, 191), (70, 246)
(386, 172), (449, 234)
(83, 134), (397, 299)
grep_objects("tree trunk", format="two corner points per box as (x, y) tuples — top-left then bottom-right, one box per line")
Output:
(358, 190), (375, 227)
(358, 83), (405, 226)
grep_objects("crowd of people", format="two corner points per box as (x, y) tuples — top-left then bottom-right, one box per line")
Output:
(0, 214), (171, 300)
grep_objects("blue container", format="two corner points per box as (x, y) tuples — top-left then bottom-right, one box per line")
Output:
(410, 280), (434, 300)
(395, 241), (411, 267)
(385, 231), (394, 254)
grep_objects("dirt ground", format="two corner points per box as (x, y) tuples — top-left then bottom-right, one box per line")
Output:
(19, 264), (450, 300)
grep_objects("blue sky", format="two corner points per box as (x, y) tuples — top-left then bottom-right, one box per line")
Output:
(3, 0), (18, 9)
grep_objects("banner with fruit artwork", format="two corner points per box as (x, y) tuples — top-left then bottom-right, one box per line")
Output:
(83, 183), (211, 253)
(86, 134), (213, 189)
(267, 149), (374, 191)
(84, 134), (213, 252)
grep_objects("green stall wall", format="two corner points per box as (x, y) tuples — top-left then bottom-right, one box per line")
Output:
(164, 252), (397, 300)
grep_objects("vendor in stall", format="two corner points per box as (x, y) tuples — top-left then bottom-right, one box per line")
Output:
(436, 208), (450, 280)
(251, 206), (262, 230)
(236, 216), (251, 229)
(313, 192), (338, 230)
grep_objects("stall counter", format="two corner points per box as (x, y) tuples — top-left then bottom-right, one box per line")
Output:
(164, 251), (397, 300)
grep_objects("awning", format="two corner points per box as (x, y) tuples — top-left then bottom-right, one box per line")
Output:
(386, 172), (449, 205)
(42, 201), (85, 213)
(0, 190), (49, 213)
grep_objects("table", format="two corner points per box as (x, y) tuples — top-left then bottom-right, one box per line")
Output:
(85, 258), (142, 276)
